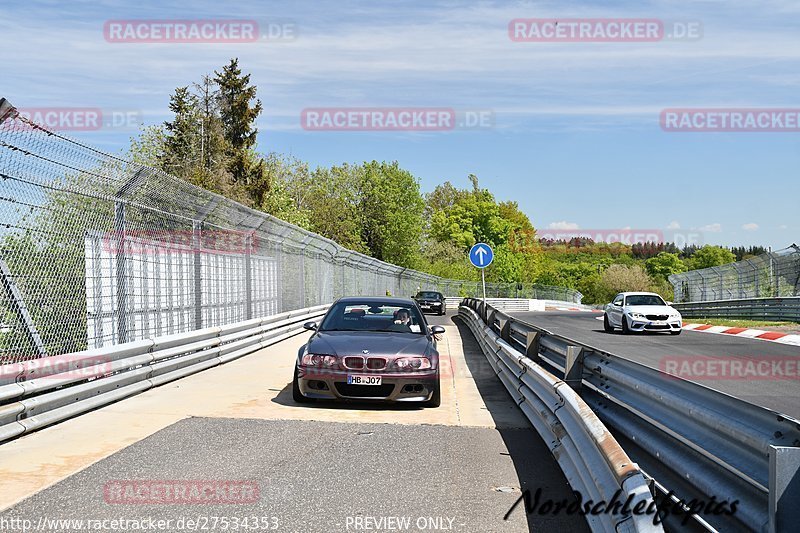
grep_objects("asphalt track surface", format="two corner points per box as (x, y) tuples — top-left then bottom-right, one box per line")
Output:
(0, 311), (589, 533)
(509, 311), (800, 419)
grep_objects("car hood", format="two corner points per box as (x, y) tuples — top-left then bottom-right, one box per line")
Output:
(623, 305), (678, 315)
(308, 331), (431, 357)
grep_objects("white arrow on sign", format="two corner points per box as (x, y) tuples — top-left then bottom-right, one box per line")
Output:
(475, 245), (489, 266)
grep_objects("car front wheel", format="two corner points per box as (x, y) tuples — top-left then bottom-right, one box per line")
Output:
(621, 316), (630, 334)
(292, 365), (312, 403)
(425, 375), (441, 408)
(670, 329), (682, 336)
(603, 314), (614, 332)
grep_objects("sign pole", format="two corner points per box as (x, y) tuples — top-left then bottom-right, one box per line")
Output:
(481, 268), (486, 302)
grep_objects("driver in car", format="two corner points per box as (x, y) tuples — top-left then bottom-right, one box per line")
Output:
(393, 309), (412, 327)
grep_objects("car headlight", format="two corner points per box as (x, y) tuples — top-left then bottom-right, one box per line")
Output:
(301, 354), (337, 368)
(629, 312), (646, 319)
(394, 357), (432, 371)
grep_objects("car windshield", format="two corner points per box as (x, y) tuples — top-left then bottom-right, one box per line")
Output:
(416, 292), (442, 299)
(319, 302), (425, 334)
(625, 295), (666, 306)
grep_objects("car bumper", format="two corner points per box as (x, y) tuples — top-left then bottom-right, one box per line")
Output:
(297, 367), (438, 402)
(627, 318), (682, 332)
(418, 304), (444, 313)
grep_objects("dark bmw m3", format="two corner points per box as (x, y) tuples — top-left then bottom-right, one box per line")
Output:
(292, 297), (444, 407)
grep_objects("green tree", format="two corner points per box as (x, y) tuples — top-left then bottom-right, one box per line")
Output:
(690, 245), (736, 270)
(161, 86), (200, 180)
(427, 175), (511, 249)
(359, 161), (425, 267)
(127, 125), (166, 167)
(215, 58), (262, 184)
(645, 252), (687, 281)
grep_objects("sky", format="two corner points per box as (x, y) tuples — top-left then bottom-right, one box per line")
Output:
(1, 0), (798, 249)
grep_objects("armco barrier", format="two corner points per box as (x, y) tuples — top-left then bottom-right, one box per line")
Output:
(0, 305), (328, 443)
(461, 298), (800, 533)
(673, 297), (800, 322)
(444, 297), (589, 312)
(458, 304), (660, 533)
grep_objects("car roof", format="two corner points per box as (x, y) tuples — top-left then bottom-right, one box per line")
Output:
(619, 292), (661, 297)
(335, 296), (415, 305)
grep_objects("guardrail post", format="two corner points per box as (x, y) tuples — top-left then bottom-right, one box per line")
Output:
(498, 318), (511, 342)
(564, 345), (584, 389)
(525, 331), (541, 362)
(770, 445), (800, 533)
(487, 309), (496, 327)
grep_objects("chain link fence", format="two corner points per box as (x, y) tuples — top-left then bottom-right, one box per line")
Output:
(0, 98), (580, 363)
(669, 245), (800, 303)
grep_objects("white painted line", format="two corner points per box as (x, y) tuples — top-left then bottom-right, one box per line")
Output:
(773, 335), (800, 347)
(736, 329), (768, 338)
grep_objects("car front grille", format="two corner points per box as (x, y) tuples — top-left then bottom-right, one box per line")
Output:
(646, 315), (669, 321)
(344, 357), (364, 369)
(335, 383), (395, 398)
(366, 357), (386, 370)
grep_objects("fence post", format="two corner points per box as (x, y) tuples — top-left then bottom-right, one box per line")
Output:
(244, 233), (252, 320)
(114, 199), (129, 344)
(192, 220), (203, 329)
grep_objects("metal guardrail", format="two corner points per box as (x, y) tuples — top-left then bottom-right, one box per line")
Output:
(458, 304), (660, 533)
(460, 299), (800, 533)
(0, 305), (329, 443)
(673, 297), (800, 322)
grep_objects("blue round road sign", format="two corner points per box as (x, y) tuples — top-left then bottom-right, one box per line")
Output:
(469, 243), (494, 268)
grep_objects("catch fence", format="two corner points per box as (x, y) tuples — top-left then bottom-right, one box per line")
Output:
(669, 245), (800, 303)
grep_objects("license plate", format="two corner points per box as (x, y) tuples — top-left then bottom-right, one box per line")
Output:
(651, 321), (665, 325)
(421, 304), (430, 308)
(347, 375), (382, 385)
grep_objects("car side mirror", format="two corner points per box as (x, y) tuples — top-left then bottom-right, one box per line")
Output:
(430, 325), (445, 335)
(302, 321), (317, 331)
(667, 301), (674, 306)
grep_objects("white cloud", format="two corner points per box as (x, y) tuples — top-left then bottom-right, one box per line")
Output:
(548, 221), (580, 230)
(741, 223), (759, 231)
(666, 221), (680, 230)
(699, 223), (722, 233)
